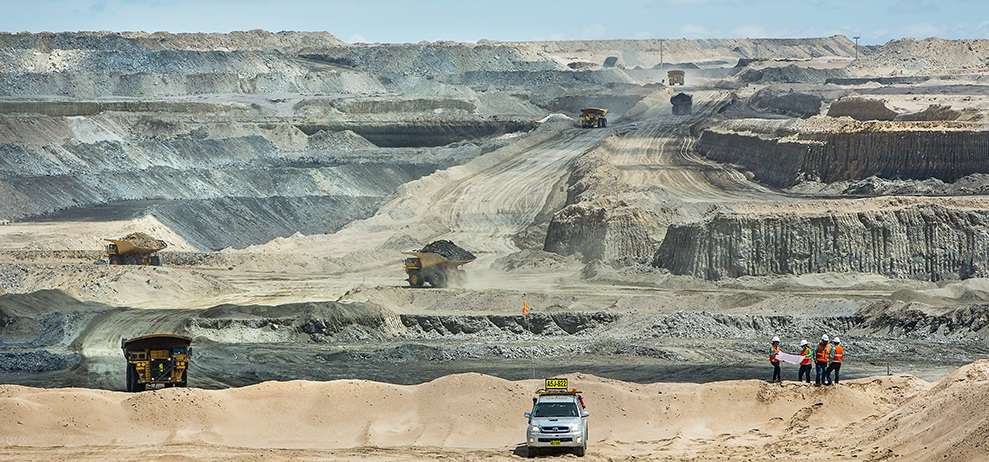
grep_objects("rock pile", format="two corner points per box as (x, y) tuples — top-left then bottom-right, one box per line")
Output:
(421, 240), (476, 261)
(749, 88), (823, 118)
(118, 232), (167, 251)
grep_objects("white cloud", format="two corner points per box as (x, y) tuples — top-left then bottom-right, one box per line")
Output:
(347, 34), (370, 44)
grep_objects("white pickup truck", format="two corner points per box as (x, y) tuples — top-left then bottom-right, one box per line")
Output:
(524, 378), (589, 457)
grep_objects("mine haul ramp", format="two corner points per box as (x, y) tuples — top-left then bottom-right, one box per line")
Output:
(122, 334), (191, 392)
(403, 251), (473, 288)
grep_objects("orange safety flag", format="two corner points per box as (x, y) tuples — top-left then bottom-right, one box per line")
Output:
(522, 300), (530, 316)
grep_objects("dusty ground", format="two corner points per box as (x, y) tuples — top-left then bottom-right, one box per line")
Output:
(2, 361), (988, 461)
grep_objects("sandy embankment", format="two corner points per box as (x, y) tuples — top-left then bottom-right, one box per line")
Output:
(2, 361), (988, 461)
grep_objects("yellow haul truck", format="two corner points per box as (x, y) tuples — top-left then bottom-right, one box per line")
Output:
(105, 232), (167, 266)
(578, 108), (608, 128)
(403, 251), (474, 288)
(122, 334), (191, 392)
(667, 70), (685, 86)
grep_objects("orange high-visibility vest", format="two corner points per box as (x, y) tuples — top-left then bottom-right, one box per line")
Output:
(815, 343), (831, 363)
(833, 345), (844, 363)
(800, 347), (812, 365)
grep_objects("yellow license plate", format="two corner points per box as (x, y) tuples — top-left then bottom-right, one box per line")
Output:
(550, 440), (561, 446)
(545, 378), (568, 389)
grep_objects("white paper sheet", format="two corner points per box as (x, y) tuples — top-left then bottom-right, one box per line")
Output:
(773, 352), (805, 365)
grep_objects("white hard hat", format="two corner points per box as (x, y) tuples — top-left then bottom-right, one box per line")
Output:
(834, 337), (841, 344)
(799, 339), (808, 346)
(772, 336), (780, 342)
(822, 334), (830, 342)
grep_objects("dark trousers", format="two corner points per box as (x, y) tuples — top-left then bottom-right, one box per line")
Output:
(815, 362), (831, 385)
(827, 362), (842, 384)
(798, 364), (811, 383)
(771, 362), (781, 382)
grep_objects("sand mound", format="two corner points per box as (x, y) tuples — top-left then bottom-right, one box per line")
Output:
(855, 360), (989, 462)
(853, 38), (989, 75)
(0, 371), (924, 452)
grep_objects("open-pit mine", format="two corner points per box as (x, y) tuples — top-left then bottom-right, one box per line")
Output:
(1, 30), (988, 461)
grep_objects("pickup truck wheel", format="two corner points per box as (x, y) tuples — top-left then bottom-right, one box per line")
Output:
(525, 447), (536, 458)
(575, 445), (586, 457)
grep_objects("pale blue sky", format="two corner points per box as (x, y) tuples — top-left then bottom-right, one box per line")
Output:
(1, 0), (987, 45)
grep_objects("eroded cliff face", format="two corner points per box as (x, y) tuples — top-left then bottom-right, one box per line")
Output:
(654, 205), (989, 281)
(544, 203), (660, 262)
(542, 137), (669, 263)
(697, 120), (989, 187)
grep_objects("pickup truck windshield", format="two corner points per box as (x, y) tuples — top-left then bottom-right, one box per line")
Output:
(532, 402), (579, 418)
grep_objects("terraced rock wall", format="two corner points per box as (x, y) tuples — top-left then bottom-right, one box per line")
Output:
(654, 205), (989, 281)
(697, 127), (989, 187)
(0, 113), (481, 249)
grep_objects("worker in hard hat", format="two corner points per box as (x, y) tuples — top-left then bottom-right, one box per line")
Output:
(798, 339), (812, 383)
(826, 337), (844, 385)
(814, 334), (832, 386)
(769, 336), (782, 383)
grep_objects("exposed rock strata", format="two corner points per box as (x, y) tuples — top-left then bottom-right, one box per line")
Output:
(654, 205), (989, 281)
(697, 121), (989, 187)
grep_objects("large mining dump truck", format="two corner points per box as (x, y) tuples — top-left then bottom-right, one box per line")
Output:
(403, 240), (476, 288)
(105, 232), (166, 265)
(578, 108), (608, 128)
(668, 70), (685, 86)
(122, 334), (191, 392)
(671, 92), (693, 115)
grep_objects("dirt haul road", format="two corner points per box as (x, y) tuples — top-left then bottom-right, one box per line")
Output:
(2, 361), (988, 462)
(611, 91), (784, 204)
(242, 120), (608, 281)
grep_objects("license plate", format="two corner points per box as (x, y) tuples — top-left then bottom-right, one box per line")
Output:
(545, 378), (568, 390)
(550, 440), (561, 446)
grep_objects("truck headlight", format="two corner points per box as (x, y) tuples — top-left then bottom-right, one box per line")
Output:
(576, 436), (582, 443)
(529, 426), (539, 433)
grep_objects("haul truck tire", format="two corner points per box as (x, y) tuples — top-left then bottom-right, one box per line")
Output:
(427, 269), (448, 288)
(126, 364), (145, 392)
